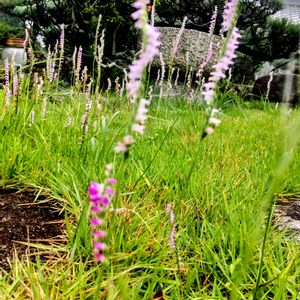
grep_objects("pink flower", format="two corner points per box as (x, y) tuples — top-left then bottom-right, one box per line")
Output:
(131, 0), (148, 28)
(105, 187), (115, 197)
(222, 0), (239, 32)
(205, 127), (215, 135)
(88, 174), (116, 263)
(166, 204), (176, 249)
(114, 141), (128, 153)
(208, 117), (221, 126)
(127, 3), (160, 101)
(135, 98), (150, 122)
(94, 253), (105, 263)
(123, 135), (134, 146)
(173, 16), (188, 55)
(94, 230), (106, 238)
(90, 205), (103, 213)
(132, 124), (145, 134)
(100, 195), (110, 207)
(202, 27), (240, 105)
(90, 218), (103, 226)
(88, 182), (103, 195)
(106, 178), (117, 185)
(131, 98), (150, 135)
(169, 223), (176, 249)
(94, 242), (106, 250)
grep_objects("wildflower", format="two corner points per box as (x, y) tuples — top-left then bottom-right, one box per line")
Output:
(42, 97), (47, 119)
(94, 230), (106, 238)
(166, 204), (176, 249)
(75, 46), (82, 86)
(172, 16), (188, 56)
(30, 111), (35, 126)
(196, 7), (217, 78)
(115, 208), (127, 214)
(131, 124), (145, 134)
(205, 127), (215, 135)
(127, 0), (160, 102)
(106, 178), (117, 185)
(266, 71), (274, 100)
(222, 0), (239, 33)
(132, 98), (150, 135)
(64, 114), (72, 128)
(13, 75), (18, 97)
(114, 141), (128, 153)
(88, 172), (117, 263)
(202, 27), (241, 105)
(90, 218), (103, 226)
(4, 58), (11, 107)
(208, 117), (221, 127)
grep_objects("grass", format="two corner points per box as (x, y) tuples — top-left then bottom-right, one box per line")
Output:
(1, 82), (300, 299)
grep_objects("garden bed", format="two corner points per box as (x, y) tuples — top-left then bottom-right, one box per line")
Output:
(0, 189), (64, 270)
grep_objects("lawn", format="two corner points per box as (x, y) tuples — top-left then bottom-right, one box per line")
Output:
(1, 89), (300, 299)
(1, 1), (300, 297)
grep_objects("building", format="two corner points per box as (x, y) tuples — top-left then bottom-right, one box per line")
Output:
(272, 0), (300, 23)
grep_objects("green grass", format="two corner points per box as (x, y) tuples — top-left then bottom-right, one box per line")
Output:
(1, 88), (300, 299)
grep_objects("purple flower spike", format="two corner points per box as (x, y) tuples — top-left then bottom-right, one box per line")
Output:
(94, 253), (105, 263)
(94, 230), (106, 238)
(94, 242), (106, 250)
(90, 205), (103, 214)
(88, 167), (116, 263)
(90, 218), (103, 226)
(89, 194), (101, 204)
(89, 182), (104, 195)
(100, 195), (110, 207)
(107, 178), (117, 185)
(106, 186), (115, 196)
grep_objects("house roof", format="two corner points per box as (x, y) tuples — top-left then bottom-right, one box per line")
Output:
(272, 0), (300, 23)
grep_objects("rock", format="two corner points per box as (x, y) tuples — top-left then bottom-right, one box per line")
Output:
(153, 27), (221, 72)
(255, 59), (293, 79)
(252, 74), (300, 105)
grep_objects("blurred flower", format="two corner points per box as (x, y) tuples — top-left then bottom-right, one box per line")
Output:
(202, 27), (241, 105)
(222, 0), (239, 33)
(166, 204), (176, 249)
(127, 0), (160, 102)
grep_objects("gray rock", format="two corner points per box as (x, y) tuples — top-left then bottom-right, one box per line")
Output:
(153, 27), (221, 72)
(252, 74), (300, 105)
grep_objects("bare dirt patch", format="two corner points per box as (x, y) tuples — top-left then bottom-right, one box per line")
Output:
(274, 196), (300, 242)
(0, 189), (64, 270)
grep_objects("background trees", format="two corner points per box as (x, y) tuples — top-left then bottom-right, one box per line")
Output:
(4, 0), (137, 65)
(155, 0), (300, 81)
(1, 0), (300, 82)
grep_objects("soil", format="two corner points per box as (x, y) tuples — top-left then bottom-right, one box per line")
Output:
(274, 196), (300, 243)
(0, 189), (64, 270)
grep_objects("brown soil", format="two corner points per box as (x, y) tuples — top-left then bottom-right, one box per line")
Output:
(274, 196), (300, 243)
(0, 189), (64, 270)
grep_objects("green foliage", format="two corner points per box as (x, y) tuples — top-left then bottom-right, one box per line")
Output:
(267, 18), (300, 59)
(11, 0), (137, 61)
(2, 88), (300, 298)
(0, 1), (24, 42)
(156, 0), (300, 81)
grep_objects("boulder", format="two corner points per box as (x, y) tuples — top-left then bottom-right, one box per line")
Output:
(153, 27), (221, 72)
(252, 74), (300, 105)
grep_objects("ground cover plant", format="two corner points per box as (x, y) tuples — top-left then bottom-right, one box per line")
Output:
(1, 0), (300, 299)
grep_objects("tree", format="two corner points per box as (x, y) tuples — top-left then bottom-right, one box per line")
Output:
(10, 0), (138, 63)
(0, 1), (24, 43)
